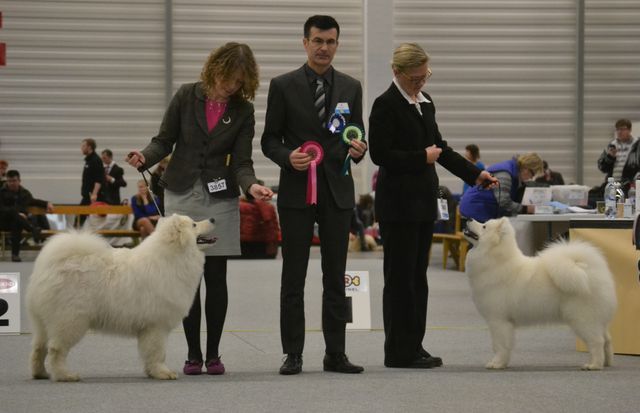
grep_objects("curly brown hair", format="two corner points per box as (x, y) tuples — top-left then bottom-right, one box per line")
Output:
(200, 42), (259, 102)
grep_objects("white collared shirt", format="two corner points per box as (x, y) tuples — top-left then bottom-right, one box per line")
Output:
(393, 77), (430, 115)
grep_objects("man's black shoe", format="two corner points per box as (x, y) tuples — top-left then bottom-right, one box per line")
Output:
(418, 348), (443, 367)
(385, 356), (441, 369)
(279, 354), (302, 375)
(323, 353), (364, 374)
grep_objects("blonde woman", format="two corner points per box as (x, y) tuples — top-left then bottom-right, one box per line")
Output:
(126, 42), (273, 376)
(460, 152), (544, 222)
(130, 180), (160, 238)
(369, 43), (495, 369)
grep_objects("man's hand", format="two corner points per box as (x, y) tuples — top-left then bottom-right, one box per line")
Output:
(46, 202), (54, 213)
(425, 145), (442, 164)
(289, 147), (313, 171)
(475, 170), (499, 189)
(348, 140), (367, 160)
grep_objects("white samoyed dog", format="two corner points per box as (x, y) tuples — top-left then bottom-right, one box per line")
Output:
(26, 214), (216, 382)
(463, 217), (617, 370)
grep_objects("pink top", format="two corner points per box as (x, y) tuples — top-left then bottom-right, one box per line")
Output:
(205, 99), (228, 132)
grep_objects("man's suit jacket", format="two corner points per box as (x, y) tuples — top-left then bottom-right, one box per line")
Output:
(141, 82), (259, 198)
(103, 163), (127, 205)
(369, 82), (481, 222)
(261, 65), (364, 210)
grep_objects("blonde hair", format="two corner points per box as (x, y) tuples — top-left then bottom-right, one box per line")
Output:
(134, 179), (151, 206)
(200, 42), (259, 102)
(391, 43), (429, 72)
(517, 153), (544, 177)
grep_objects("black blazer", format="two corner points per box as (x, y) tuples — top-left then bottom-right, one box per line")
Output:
(141, 82), (259, 198)
(103, 163), (127, 205)
(369, 83), (481, 222)
(261, 65), (364, 209)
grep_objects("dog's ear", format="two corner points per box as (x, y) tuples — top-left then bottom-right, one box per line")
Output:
(496, 217), (513, 239)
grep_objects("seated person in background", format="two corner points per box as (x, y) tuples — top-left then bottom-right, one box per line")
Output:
(0, 170), (54, 261)
(462, 144), (486, 194)
(597, 119), (638, 192)
(150, 155), (170, 215)
(130, 179), (161, 238)
(535, 160), (565, 186)
(349, 207), (369, 251)
(356, 193), (375, 229)
(460, 153), (544, 223)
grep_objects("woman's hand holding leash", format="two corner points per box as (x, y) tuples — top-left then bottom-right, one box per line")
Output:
(248, 184), (274, 201)
(476, 170), (498, 189)
(126, 151), (146, 170)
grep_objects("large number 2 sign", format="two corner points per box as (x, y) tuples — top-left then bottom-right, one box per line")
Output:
(0, 273), (20, 333)
(0, 299), (8, 326)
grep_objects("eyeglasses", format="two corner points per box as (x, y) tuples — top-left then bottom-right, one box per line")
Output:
(308, 37), (338, 48)
(400, 68), (432, 84)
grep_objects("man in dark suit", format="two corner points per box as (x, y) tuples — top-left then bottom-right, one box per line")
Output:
(369, 43), (496, 369)
(101, 149), (127, 205)
(262, 15), (367, 375)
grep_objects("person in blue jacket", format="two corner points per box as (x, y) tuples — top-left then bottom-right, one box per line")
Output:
(130, 179), (161, 238)
(460, 153), (544, 223)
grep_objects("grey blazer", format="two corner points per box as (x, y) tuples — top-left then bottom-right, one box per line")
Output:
(261, 65), (364, 209)
(141, 82), (259, 198)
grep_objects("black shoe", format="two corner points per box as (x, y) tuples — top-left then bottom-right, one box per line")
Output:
(385, 356), (441, 369)
(418, 348), (443, 367)
(279, 354), (302, 375)
(323, 353), (364, 374)
(11, 255), (22, 262)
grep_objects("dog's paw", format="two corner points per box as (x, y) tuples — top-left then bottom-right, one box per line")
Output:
(581, 363), (603, 371)
(32, 371), (50, 380)
(52, 372), (80, 382)
(485, 360), (507, 370)
(148, 366), (177, 380)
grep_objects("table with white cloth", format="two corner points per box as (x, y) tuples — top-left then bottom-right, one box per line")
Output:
(510, 213), (605, 256)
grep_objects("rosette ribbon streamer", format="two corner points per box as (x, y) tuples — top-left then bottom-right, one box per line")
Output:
(301, 141), (324, 205)
(340, 124), (365, 175)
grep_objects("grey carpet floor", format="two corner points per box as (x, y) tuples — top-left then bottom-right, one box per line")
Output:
(1, 245), (639, 413)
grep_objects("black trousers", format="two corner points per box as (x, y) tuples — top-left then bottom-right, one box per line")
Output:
(379, 220), (434, 364)
(0, 210), (33, 257)
(278, 180), (351, 355)
(182, 256), (228, 362)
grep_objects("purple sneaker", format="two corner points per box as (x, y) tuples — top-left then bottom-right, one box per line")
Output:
(206, 357), (225, 375)
(183, 360), (203, 375)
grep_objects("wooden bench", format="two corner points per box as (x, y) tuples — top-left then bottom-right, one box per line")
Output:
(430, 206), (469, 272)
(1, 205), (141, 257)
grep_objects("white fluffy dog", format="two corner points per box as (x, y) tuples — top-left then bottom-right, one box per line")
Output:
(26, 214), (216, 381)
(464, 217), (617, 370)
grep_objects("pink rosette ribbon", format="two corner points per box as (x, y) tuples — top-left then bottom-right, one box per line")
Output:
(300, 141), (324, 205)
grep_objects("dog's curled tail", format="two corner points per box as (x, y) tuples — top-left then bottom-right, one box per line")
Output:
(541, 241), (608, 296)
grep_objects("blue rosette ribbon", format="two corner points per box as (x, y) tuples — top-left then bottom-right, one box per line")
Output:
(327, 112), (346, 134)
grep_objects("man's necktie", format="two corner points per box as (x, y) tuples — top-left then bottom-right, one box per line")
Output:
(314, 78), (325, 122)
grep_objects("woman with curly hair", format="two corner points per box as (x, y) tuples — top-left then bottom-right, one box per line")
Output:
(126, 42), (273, 376)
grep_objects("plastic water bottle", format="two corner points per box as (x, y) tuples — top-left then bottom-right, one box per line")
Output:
(604, 177), (616, 219)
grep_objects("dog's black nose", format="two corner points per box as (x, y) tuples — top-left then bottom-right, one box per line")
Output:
(209, 218), (216, 224)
